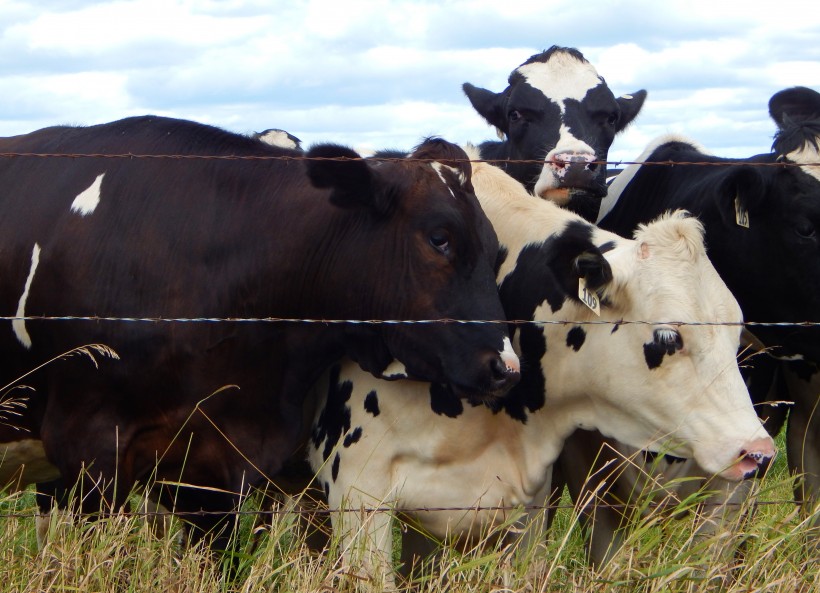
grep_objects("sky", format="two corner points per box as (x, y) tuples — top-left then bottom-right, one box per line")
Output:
(1, 0), (819, 163)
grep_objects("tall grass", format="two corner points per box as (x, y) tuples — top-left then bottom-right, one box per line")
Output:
(1, 440), (817, 593)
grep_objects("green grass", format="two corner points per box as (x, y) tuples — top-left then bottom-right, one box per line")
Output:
(0, 439), (817, 593)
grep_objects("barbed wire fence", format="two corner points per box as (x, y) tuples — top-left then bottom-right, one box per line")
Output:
(0, 150), (817, 521)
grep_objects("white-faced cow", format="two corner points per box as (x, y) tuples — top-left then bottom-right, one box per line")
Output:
(307, 153), (774, 589)
(0, 119), (520, 548)
(557, 86), (820, 564)
(463, 45), (646, 222)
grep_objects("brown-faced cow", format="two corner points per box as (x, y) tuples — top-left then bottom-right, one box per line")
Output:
(0, 118), (519, 547)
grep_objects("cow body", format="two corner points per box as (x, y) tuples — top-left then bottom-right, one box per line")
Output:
(559, 86), (820, 564)
(463, 46), (646, 221)
(0, 118), (519, 544)
(307, 155), (774, 589)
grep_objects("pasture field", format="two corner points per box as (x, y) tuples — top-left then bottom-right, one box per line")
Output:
(0, 434), (817, 593)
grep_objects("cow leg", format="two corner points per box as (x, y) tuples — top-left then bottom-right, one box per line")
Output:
(397, 527), (438, 582)
(784, 362), (820, 529)
(328, 490), (397, 591)
(556, 429), (634, 566)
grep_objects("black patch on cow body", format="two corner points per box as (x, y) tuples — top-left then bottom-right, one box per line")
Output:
(499, 221), (600, 321)
(343, 427), (362, 448)
(331, 453), (340, 482)
(312, 366), (354, 462)
(499, 324), (547, 423)
(429, 383), (464, 418)
(323, 481), (330, 498)
(566, 326), (586, 351)
(363, 391), (380, 416)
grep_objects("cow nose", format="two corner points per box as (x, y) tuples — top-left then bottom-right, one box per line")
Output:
(736, 437), (777, 480)
(550, 152), (599, 186)
(488, 352), (521, 394)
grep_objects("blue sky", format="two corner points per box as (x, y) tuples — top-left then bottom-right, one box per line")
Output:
(2, 0), (819, 162)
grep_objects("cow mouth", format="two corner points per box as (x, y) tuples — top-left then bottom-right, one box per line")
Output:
(736, 451), (772, 479)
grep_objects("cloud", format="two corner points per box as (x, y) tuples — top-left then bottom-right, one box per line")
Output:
(1, 0), (819, 164)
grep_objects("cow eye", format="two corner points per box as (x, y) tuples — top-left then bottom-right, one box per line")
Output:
(654, 328), (683, 350)
(606, 112), (619, 126)
(795, 220), (816, 239)
(509, 110), (522, 122)
(430, 230), (451, 255)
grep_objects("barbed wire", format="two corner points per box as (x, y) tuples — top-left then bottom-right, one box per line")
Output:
(0, 315), (818, 328)
(0, 152), (817, 168)
(0, 498), (810, 521)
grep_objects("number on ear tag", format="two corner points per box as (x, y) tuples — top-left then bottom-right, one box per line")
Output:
(578, 277), (601, 316)
(735, 196), (749, 228)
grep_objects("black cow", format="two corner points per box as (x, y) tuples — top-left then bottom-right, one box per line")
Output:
(0, 117), (519, 547)
(463, 45), (646, 221)
(557, 86), (820, 564)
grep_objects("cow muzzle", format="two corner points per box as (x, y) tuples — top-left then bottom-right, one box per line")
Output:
(719, 437), (776, 481)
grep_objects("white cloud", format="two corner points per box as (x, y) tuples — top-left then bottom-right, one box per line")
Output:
(1, 0), (819, 163)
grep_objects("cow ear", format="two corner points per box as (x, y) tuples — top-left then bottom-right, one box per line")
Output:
(463, 83), (509, 133)
(615, 89), (648, 132)
(305, 144), (389, 213)
(572, 250), (613, 292)
(769, 86), (820, 129)
(716, 165), (767, 228)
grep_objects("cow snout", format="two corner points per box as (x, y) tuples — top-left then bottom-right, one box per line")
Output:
(722, 437), (776, 481)
(550, 152), (600, 189)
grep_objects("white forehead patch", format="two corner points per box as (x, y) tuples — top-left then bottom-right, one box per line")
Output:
(71, 173), (104, 216)
(13, 243), (41, 349)
(786, 143), (820, 183)
(431, 162), (466, 197)
(257, 129), (299, 150)
(517, 54), (603, 111)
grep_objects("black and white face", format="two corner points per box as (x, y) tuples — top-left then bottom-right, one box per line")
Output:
(465, 47), (645, 218)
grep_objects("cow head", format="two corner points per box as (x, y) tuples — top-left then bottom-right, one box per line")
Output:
(464, 46), (646, 221)
(468, 156), (773, 480)
(709, 87), (820, 361)
(305, 138), (520, 401)
(555, 212), (774, 480)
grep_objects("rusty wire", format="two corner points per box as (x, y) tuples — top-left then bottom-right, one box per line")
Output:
(0, 151), (817, 168)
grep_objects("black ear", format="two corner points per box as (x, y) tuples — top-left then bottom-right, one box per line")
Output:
(615, 89), (648, 133)
(715, 165), (768, 228)
(306, 144), (391, 214)
(572, 250), (613, 291)
(769, 86), (820, 129)
(463, 82), (509, 133)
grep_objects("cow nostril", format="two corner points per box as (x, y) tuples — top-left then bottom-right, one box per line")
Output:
(489, 355), (520, 390)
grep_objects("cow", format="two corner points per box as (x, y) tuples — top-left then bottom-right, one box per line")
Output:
(306, 152), (775, 590)
(0, 118), (521, 549)
(556, 86), (820, 565)
(463, 45), (646, 222)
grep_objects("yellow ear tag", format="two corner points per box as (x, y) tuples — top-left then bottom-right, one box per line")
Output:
(735, 195), (749, 228)
(578, 277), (601, 316)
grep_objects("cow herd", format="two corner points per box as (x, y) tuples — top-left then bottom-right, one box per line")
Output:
(0, 45), (818, 588)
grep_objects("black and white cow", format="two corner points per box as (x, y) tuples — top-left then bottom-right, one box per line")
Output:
(307, 153), (774, 589)
(463, 45), (646, 221)
(0, 119), (520, 547)
(556, 86), (820, 564)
